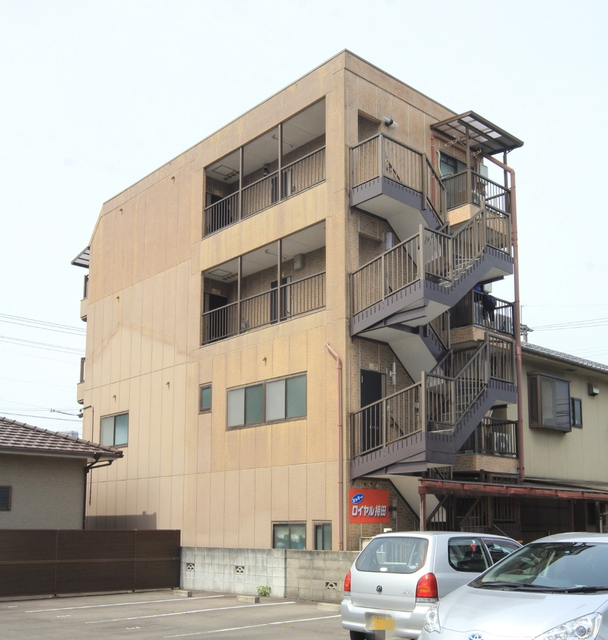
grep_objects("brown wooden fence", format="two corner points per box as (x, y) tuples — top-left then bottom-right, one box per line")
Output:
(0, 529), (180, 598)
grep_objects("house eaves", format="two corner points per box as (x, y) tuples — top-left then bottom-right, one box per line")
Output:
(0, 417), (123, 461)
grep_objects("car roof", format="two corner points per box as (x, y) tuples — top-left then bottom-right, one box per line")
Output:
(533, 532), (608, 544)
(368, 531), (516, 540)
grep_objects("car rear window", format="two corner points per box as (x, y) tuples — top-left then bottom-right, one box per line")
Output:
(448, 537), (490, 573)
(355, 537), (428, 574)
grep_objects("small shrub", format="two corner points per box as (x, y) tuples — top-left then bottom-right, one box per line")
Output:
(257, 585), (271, 597)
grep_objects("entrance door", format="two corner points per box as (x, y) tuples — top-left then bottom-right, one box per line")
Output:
(204, 293), (229, 341)
(360, 370), (384, 452)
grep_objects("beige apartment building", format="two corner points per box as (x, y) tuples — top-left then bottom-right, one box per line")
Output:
(73, 51), (608, 588)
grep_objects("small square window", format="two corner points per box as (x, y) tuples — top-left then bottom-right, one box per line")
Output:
(200, 385), (212, 412)
(100, 413), (129, 446)
(0, 486), (12, 511)
(273, 523), (306, 549)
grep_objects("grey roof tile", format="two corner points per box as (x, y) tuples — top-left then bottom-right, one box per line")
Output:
(0, 417), (123, 459)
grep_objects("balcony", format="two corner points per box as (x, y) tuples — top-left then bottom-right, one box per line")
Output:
(350, 134), (445, 239)
(350, 208), (513, 336)
(350, 334), (516, 478)
(205, 100), (326, 236)
(201, 223), (326, 344)
(460, 417), (517, 458)
(451, 290), (514, 347)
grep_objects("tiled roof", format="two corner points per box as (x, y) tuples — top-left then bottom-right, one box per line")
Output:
(523, 343), (608, 375)
(0, 417), (123, 460)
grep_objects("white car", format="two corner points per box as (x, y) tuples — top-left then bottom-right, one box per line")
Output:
(341, 530), (521, 640)
(420, 531), (608, 640)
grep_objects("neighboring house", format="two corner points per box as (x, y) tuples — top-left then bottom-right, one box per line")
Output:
(0, 417), (123, 529)
(70, 48), (608, 572)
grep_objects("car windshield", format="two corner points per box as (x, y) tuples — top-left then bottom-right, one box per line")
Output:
(472, 542), (608, 591)
(356, 537), (428, 574)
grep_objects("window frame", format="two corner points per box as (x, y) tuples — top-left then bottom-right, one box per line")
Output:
(199, 384), (212, 413)
(100, 412), (129, 447)
(570, 397), (583, 428)
(314, 522), (332, 550)
(227, 373), (307, 429)
(528, 373), (571, 432)
(0, 486), (12, 511)
(273, 522), (306, 549)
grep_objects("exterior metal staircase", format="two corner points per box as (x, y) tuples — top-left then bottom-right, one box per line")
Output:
(350, 206), (513, 336)
(350, 334), (515, 478)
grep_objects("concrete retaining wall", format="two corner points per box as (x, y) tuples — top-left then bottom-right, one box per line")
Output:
(181, 547), (358, 603)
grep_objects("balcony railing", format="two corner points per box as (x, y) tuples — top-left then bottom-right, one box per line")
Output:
(351, 208), (512, 317)
(460, 417), (517, 457)
(351, 383), (422, 456)
(201, 272), (326, 344)
(452, 290), (514, 336)
(350, 334), (514, 458)
(351, 134), (445, 222)
(204, 147), (326, 235)
(442, 170), (510, 214)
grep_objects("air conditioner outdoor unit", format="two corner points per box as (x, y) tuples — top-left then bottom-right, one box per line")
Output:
(492, 432), (513, 456)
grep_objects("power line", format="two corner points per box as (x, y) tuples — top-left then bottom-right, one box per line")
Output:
(0, 313), (85, 336)
(0, 335), (84, 355)
(1, 412), (81, 423)
(533, 318), (608, 331)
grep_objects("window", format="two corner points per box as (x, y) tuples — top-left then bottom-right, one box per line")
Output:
(315, 523), (332, 550)
(227, 374), (306, 428)
(100, 412), (129, 446)
(199, 384), (212, 413)
(439, 152), (468, 177)
(0, 486), (11, 511)
(273, 523), (306, 549)
(571, 397), (583, 428)
(528, 374), (571, 432)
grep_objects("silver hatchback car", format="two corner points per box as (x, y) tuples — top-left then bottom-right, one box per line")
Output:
(419, 531), (608, 640)
(341, 530), (521, 640)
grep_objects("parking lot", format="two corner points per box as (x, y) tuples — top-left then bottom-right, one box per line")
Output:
(0, 590), (347, 640)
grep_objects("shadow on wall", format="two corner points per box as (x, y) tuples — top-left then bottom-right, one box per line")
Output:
(86, 512), (157, 529)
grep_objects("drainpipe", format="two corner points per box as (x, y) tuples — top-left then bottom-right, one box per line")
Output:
(485, 154), (525, 482)
(325, 343), (344, 550)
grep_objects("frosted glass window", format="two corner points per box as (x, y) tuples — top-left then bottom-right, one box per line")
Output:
(266, 379), (286, 421)
(227, 388), (245, 427)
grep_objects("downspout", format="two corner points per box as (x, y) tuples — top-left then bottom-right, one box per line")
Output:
(325, 343), (344, 550)
(485, 154), (525, 482)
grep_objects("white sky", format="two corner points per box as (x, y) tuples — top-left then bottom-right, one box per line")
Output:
(1, 0), (607, 435)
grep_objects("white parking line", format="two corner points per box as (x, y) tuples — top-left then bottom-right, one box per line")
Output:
(85, 600), (295, 624)
(25, 595), (223, 613)
(164, 614), (341, 637)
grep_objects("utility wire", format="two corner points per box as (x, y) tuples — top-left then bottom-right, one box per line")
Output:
(0, 313), (85, 336)
(533, 317), (608, 331)
(0, 336), (84, 355)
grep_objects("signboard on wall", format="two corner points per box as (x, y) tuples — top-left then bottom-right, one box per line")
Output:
(349, 489), (390, 524)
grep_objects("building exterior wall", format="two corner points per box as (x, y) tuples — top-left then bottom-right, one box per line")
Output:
(0, 454), (85, 529)
(516, 354), (608, 485)
(80, 52), (457, 552)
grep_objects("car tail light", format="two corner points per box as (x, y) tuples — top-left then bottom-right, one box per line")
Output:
(344, 570), (352, 592)
(416, 572), (438, 602)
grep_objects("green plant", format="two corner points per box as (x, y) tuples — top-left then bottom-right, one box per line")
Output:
(257, 585), (271, 597)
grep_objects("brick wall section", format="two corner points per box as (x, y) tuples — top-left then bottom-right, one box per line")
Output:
(454, 453), (518, 475)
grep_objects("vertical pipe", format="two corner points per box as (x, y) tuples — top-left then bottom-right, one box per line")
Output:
(486, 154), (524, 482)
(238, 147), (243, 221)
(419, 491), (427, 531)
(325, 343), (344, 551)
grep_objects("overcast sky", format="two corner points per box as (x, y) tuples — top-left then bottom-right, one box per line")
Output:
(1, 0), (607, 435)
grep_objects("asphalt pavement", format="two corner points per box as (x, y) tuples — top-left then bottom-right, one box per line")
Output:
(0, 590), (348, 640)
